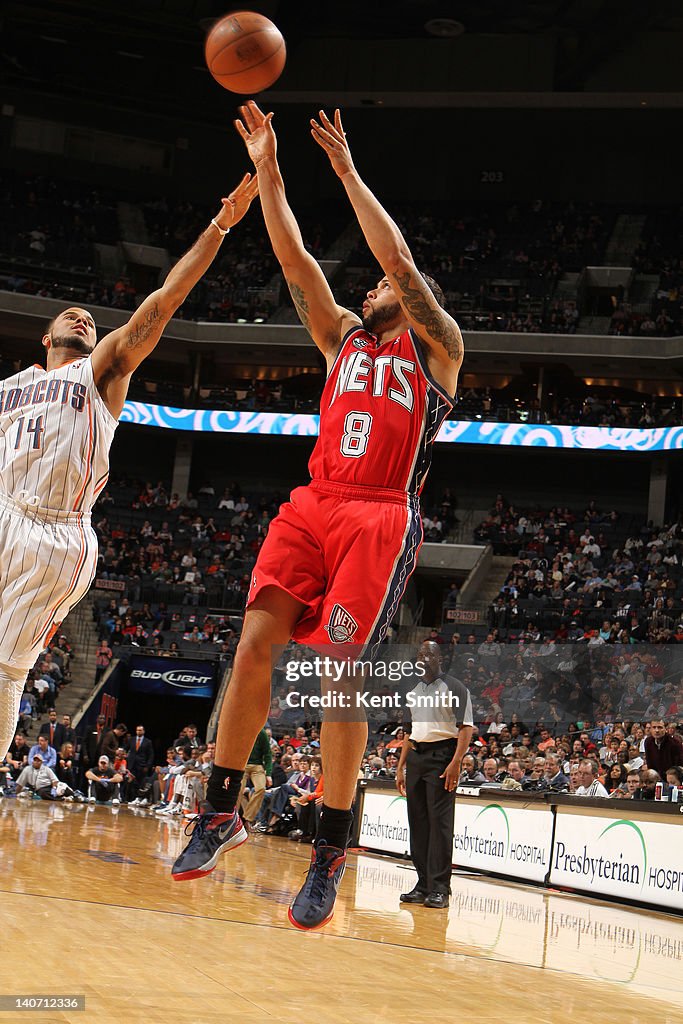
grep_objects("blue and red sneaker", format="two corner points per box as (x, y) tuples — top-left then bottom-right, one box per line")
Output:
(288, 841), (347, 930)
(171, 811), (248, 882)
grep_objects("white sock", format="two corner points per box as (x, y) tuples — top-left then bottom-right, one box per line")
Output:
(0, 665), (28, 761)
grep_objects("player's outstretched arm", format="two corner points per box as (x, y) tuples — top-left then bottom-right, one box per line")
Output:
(311, 109), (463, 384)
(91, 172), (259, 418)
(235, 101), (358, 367)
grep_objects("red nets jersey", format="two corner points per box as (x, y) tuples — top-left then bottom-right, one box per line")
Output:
(308, 326), (454, 494)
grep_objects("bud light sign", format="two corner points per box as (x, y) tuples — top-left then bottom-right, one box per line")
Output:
(128, 656), (216, 698)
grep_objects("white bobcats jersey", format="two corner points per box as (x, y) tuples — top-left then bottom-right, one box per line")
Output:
(0, 355), (117, 514)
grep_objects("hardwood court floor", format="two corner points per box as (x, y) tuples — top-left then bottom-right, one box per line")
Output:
(2, 801), (682, 1024)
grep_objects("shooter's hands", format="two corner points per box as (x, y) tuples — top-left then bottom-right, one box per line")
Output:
(234, 100), (277, 167)
(310, 109), (356, 179)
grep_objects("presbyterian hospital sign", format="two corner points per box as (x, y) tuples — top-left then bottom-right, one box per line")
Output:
(551, 813), (683, 911)
(453, 800), (552, 883)
(355, 788), (683, 912)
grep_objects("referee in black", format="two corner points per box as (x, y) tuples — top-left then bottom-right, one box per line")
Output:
(396, 640), (473, 909)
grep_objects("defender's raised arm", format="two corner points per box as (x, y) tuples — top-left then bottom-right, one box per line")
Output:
(89, 172), (258, 418)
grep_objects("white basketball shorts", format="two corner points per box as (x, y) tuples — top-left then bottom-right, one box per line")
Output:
(0, 494), (98, 672)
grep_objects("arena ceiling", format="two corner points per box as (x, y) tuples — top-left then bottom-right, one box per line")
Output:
(1, 0), (682, 120)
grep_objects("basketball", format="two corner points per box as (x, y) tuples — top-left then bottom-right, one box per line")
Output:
(204, 11), (286, 94)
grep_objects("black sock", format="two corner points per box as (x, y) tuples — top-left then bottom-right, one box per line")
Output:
(205, 766), (244, 814)
(316, 805), (353, 851)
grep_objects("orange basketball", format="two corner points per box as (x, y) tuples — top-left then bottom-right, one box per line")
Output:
(204, 11), (286, 94)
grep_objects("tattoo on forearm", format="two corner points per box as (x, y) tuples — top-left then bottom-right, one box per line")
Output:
(125, 303), (160, 349)
(392, 271), (463, 362)
(286, 280), (312, 334)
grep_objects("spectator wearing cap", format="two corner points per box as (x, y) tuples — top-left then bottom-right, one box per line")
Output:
(16, 753), (61, 800)
(85, 755), (123, 804)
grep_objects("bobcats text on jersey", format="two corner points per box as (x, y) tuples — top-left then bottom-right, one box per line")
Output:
(0, 379), (87, 415)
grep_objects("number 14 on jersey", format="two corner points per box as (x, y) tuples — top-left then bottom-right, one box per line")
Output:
(14, 415), (45, 451)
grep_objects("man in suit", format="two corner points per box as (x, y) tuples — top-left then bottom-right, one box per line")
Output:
(79, 713), (107, 790)
(173, 723), (201, 749)
(127, 724), (155, 803)
(541, 754), (570, 792)
(39, 709), (66, 752)
(60, 714), (77, 749)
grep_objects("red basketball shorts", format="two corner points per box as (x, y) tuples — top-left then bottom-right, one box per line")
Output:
(247, 480), (423, 654)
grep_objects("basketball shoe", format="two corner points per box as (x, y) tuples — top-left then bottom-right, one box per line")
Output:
(287, 840), (347, 930)
(171, 810), (248, 881)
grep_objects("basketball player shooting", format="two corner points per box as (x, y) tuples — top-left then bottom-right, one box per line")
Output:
(171, 101), (463, 931)
(0, 171), (259, 762)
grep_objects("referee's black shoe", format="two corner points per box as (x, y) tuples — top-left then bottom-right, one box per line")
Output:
(400, 886), (427, 904)
(424, 891), (449, 909)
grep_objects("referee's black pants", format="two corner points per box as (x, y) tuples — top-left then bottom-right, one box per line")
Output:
(405, 740), (456, 895)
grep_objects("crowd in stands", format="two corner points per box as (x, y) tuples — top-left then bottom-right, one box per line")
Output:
(474, 495), (683, 645)
(5, 173), (683, 345)
(125, 372), (323, 414)
(5, 643), (682, 816)
(4, 472), (683, 822)
(362, 711), (683, 802)
(338, 199), (614, 336)
(0, 171), (118, 268)
(14, 636), (75, 730)
(120, 371), (683, 429)
(92, 479), (283, 618)
(0, 170), (338, 324)
(608, 301), (683, 339)
(89, 479), (463, 652)
(5, 620), (682, 820)
(2, 632), (84, 801)
(454, 387), (682, 426)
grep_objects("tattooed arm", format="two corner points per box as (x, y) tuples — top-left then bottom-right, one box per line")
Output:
(91, 172), (259, 419)
(310, 109), (463, 391)
(235, 102), (358, 368)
